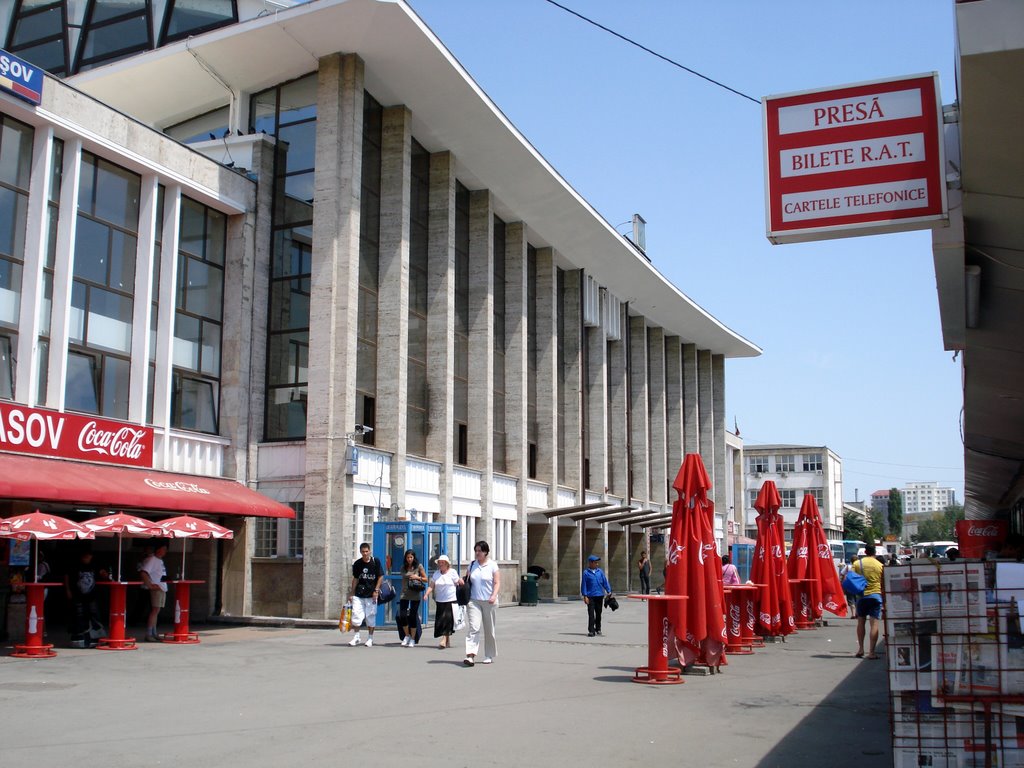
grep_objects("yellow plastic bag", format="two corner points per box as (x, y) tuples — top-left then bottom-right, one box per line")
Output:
(339, 602), (352, 633)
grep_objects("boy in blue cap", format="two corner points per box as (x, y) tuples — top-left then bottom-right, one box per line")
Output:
(581, 555), (612, 637)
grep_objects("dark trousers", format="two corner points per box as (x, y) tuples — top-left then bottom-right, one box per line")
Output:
(639, 571), (650, 595)
(397, 599), (422, 643)
(586, 595), (604, 634)
(71, 596), (100, 641)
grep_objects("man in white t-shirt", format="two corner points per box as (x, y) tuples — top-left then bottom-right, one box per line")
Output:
(140, 542), (169, 643)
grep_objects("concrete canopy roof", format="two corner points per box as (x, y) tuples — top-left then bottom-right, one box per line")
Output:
(67, 0), (759, 358)
(932, 1), (1024, 516)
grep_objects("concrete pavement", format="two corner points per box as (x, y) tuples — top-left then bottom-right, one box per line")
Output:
(0, 600), (890, 767)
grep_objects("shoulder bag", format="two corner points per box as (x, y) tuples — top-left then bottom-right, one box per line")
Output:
(456, 565), (472, 606)
(841, 556), (868, 597)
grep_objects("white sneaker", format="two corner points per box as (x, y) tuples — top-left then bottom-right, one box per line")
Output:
(348, 634), (362, 646)
(408, 640), (416, 648)
(365, 637), (373, 647)
(402, 636), (411, 647)
(481, 657), (493, 664)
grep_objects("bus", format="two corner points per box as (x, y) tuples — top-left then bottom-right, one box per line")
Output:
(842, 540), (866, 563)
(912, 540), (958, 558)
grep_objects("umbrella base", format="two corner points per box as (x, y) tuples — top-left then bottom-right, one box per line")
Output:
(11, 642), (57, 658)
(632, 666), (684, 685)
(726, 642), (754, 655)
(160, 632), (200, 644)
(96, 637), (138, 651)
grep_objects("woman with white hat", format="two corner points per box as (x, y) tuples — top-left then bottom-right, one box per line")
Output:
(424, 553), (464, 649)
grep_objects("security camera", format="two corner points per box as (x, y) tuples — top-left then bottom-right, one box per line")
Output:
(354, 424), (373, 435)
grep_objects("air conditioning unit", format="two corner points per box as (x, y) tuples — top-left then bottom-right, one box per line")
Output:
(816, 469), (823, 475)
(754, 472), (762, 478)
(780, 471), (788, 478)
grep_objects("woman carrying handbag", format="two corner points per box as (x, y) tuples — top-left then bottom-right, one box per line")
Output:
(398, 549), (428, 647)
(424, 554), (464, 649)
(464, 540), (501, 667)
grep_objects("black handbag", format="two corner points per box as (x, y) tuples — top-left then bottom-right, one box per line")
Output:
(604, 594), (619, 611)
(456, 568), (472, 606)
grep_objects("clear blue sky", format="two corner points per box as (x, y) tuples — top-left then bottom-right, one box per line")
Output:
(409, 0), (963, 504)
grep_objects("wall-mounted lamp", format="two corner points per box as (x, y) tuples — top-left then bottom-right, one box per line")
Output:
(965, 264), (981, 329)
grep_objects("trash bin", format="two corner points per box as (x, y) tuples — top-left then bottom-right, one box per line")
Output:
(520, 573), (538, 606)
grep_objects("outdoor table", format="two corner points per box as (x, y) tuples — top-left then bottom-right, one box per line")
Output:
(723, 585), (755, 655)
(160, 580), (205, 644)
(627, 594), (688, 685)
(789, 578), (816, 629)
(11, 582), (60, 658)
(97, 581), (142, 650)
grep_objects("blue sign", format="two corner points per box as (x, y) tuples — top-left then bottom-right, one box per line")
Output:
(0, 49), (43, 105)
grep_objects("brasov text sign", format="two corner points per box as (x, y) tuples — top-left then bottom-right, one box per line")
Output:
(763, 74), (946, 244)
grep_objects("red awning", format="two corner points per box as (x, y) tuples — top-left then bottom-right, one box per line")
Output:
(0, 453), (294, 519)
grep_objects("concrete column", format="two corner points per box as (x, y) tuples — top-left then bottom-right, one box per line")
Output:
(665, 336), (683, 485)
(713, 354), (727, 517)
(505, 222), (529, 565)
(698, 348), (715, 486)
(535, 248), (558, 491)
(16, 126), (53, 405)
(427, 151), (455, 520)
(628, 316), (649, 504)
(682, 342), (699, 456)
(648, 327), (667, 505)
(586, 323), (608, 495)
(127, 175), (157, 423)
(304, 53), (363, 619)
(467, 189), (494, 540)
(606, 303), (628, 498)
(378, 106), (412, 506)
(219, 178), (260, 482)
(151, 187), (180, 439)
(561, 269), (583, 493)
(45, 138), (82, 410)
(243, 137), (278, 486)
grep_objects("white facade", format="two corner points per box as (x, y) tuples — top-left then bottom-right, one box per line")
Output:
(900, 482), (957, 516)
(743, 444), (843, 546)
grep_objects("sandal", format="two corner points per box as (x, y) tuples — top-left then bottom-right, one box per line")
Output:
(854, 651), (864, 658)
(866, 653), (879, 660)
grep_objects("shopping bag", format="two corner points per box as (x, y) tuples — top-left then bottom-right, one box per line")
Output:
(453, 604), (467, 632)
(841, 569), (867, 597)
(339, 602), (352, 633)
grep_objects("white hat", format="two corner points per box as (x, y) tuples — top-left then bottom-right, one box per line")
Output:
(436, 554), (451, 564)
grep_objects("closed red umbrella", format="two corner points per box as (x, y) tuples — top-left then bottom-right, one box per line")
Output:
(157, 515), (234, 580)
(749, 481), (795, 636)
(665, 453), (727, 668)
(787, 494), (847, 620)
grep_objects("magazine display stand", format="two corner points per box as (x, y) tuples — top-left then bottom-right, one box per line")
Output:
(885, 560), (1024, 768)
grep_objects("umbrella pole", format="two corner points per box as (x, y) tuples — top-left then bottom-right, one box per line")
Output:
(117, 533), (123, 582)
(181, 539), (186, 581)
(33, 537), (38, 583)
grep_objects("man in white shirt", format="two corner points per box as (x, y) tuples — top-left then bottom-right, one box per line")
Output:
(140, 541), (169, 643)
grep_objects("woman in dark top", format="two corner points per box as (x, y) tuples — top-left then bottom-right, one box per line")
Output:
(398, 549), (427, 647)
(638, 551), (652, 595)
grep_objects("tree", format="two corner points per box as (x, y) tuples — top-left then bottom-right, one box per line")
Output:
(888, 487), (903, 536)
(911, 504), (964, 542)
(844, 510), (868, 542)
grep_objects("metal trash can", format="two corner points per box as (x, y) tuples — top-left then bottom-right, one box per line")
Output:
(520, 573), (538, 606)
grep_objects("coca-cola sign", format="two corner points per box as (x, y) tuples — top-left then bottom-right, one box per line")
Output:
(0, 402), (153, 468)
(956, 519), (1007, 559)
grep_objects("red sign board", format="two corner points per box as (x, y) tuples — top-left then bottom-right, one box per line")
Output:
(0, 402), (154, 468)
(955, 519), (1007, 559)
(763, 73), (947, 244)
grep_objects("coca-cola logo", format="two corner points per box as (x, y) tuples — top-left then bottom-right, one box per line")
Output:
(78, 422), (147, 461)
(817, 543), (832, 559)
(668, 538), (684, 565)
(661, 617), (671, 658)
(143, 478), (211, 495)
(729, 604), (741, 634)
(968, 525), (1000, 537)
